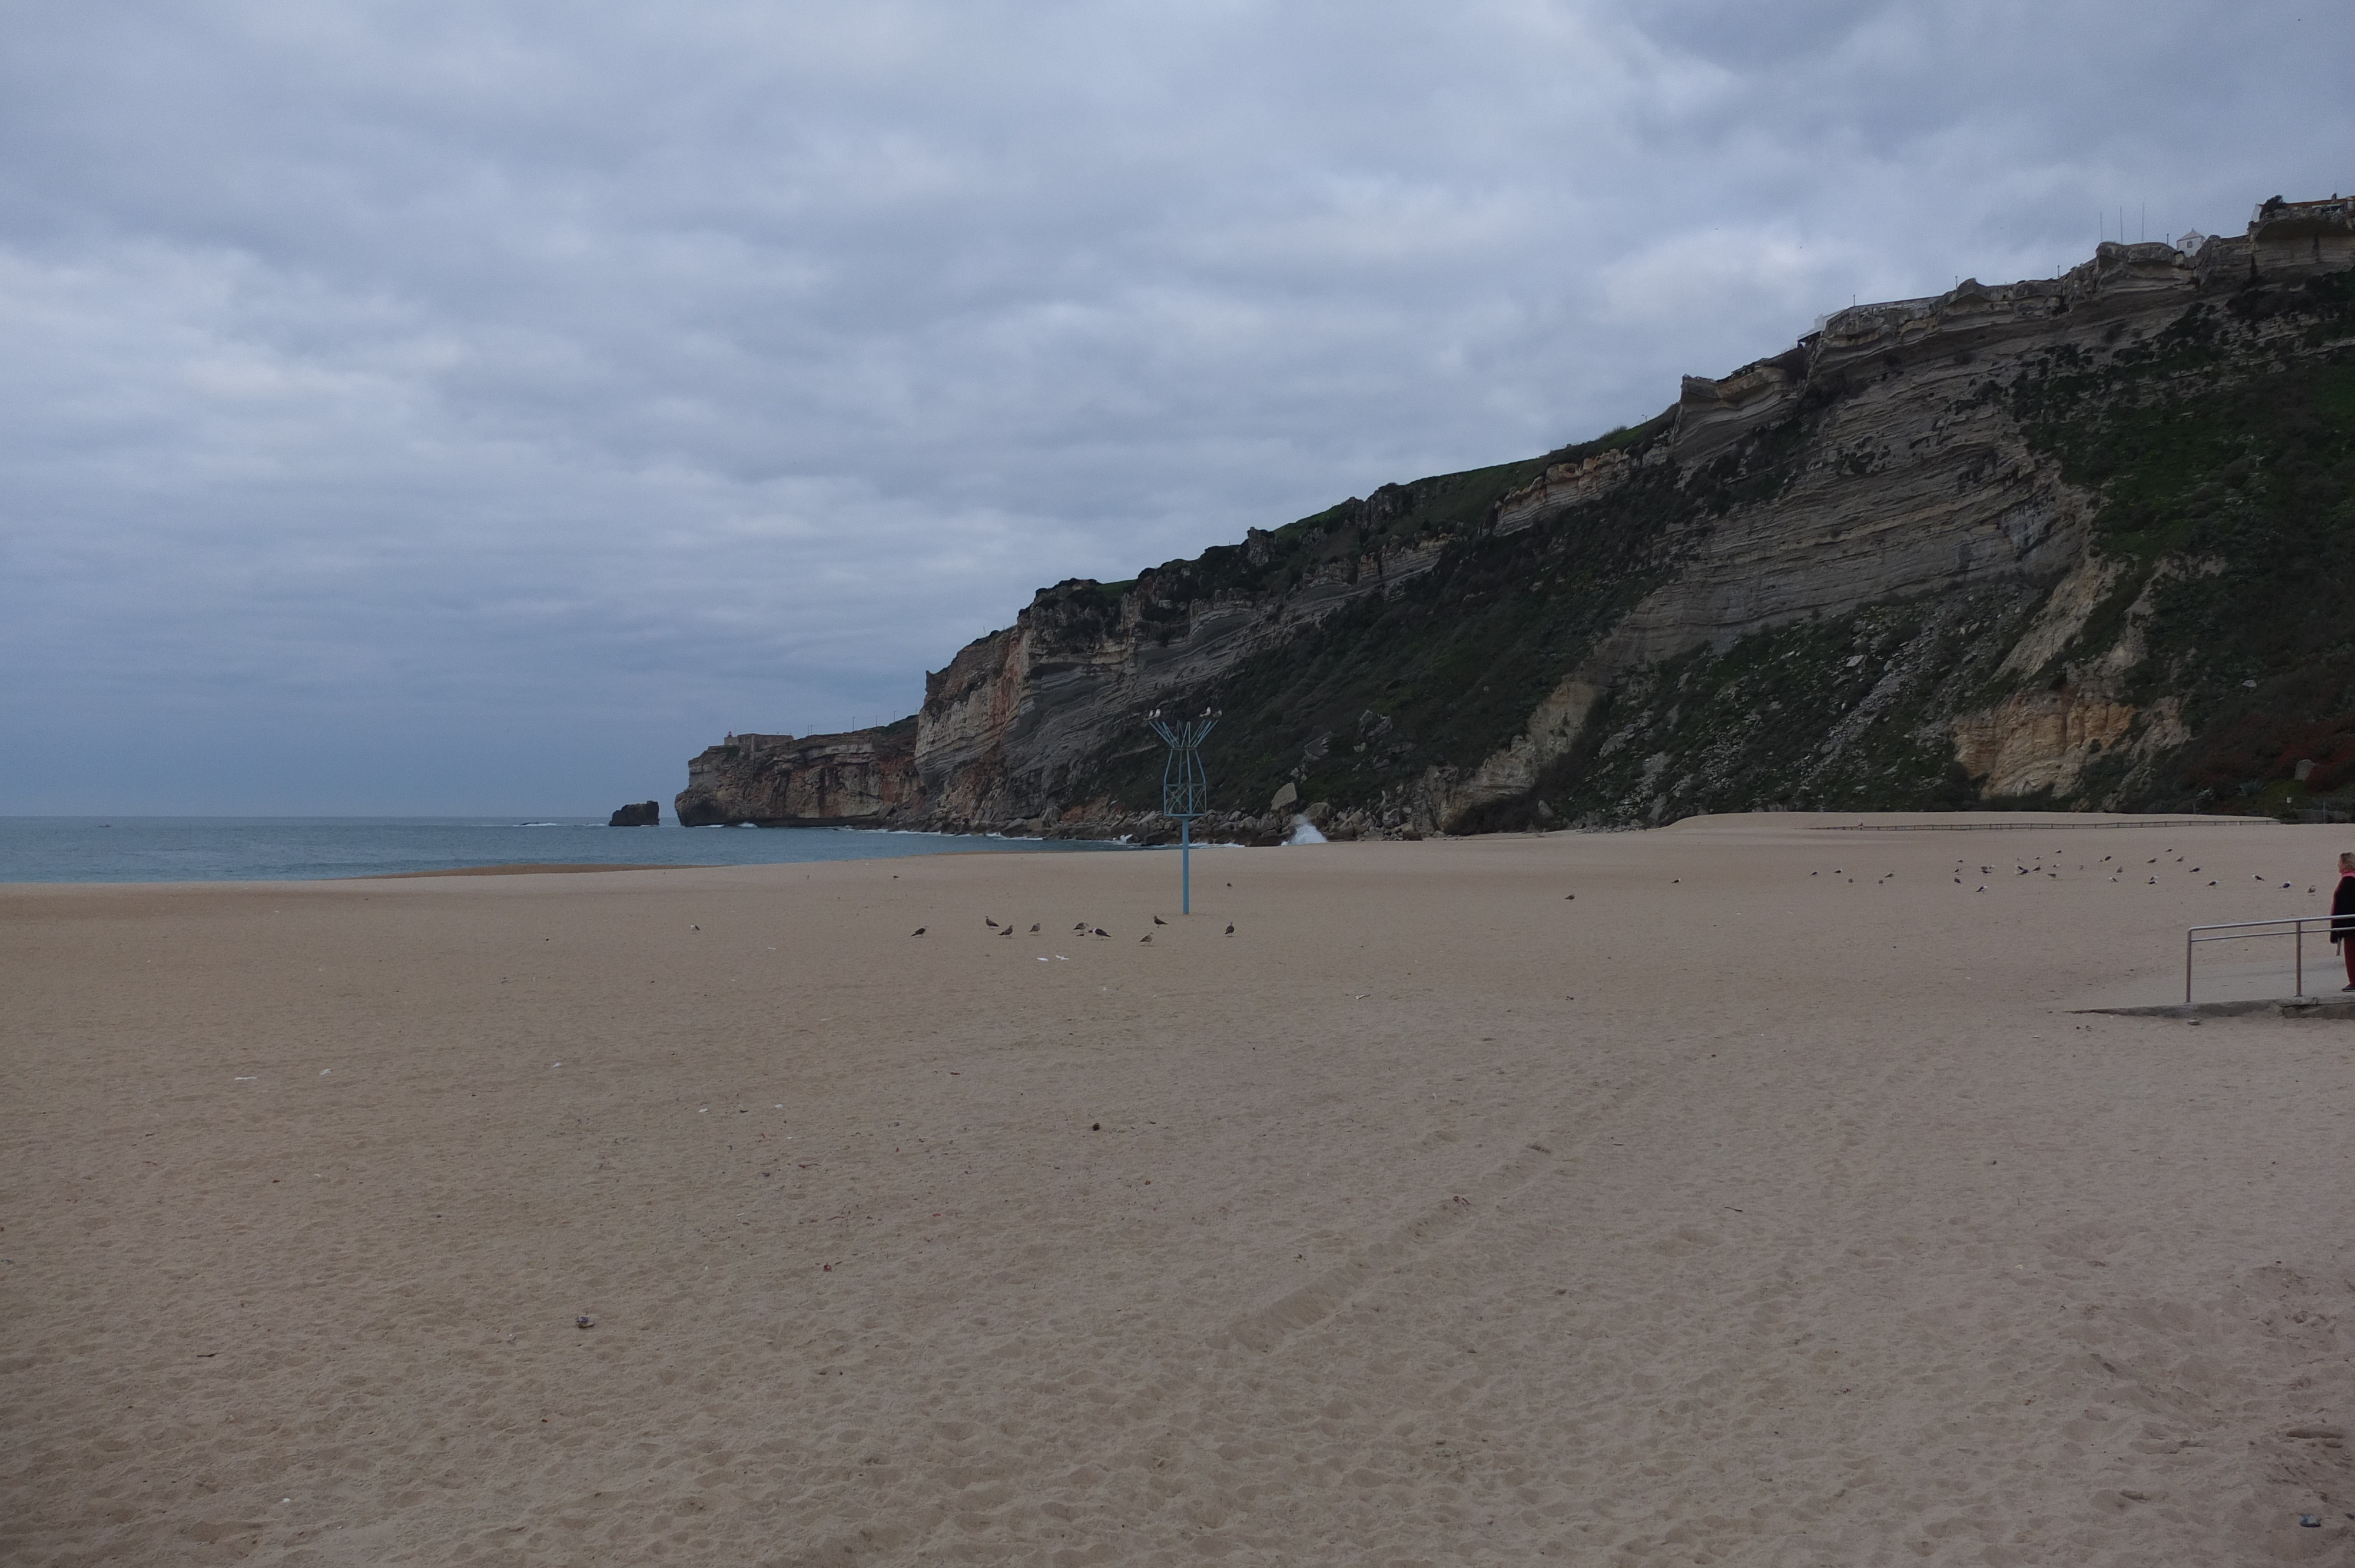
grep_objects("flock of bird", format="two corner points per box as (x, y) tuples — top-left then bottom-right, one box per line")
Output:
(910, 915), (1236, 941)
(899, 843), (2319, 944)
(1803, 846), (2318, 896)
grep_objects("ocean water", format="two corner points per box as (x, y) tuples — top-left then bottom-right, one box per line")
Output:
(0, 817), (1122, 885)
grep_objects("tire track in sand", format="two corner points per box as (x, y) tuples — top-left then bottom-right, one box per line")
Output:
(1216, 1058), (1669, 1354)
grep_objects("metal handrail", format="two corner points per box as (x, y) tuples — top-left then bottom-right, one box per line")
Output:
(2184, 913), (2351, 1003)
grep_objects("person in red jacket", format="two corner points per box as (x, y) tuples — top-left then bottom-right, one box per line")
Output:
(2333, 852), (2355, 991)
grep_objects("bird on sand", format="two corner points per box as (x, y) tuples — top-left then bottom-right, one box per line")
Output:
(999, 926), (1012, 937)
(1030, 923), (1041, 932)
(1153, 915), (1167, 925)
(985, 917), (999, 927)
(1225, 925), (1235, 935)
(1093, 927), (1109, 938)
(1139, 934), (1152, 944)
(911, 928), (926, 936)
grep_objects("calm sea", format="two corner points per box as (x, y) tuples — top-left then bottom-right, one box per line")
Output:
(0, 817), (1122, 885)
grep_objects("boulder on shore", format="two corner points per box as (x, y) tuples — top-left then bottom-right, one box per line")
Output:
(608, 801), (660, 826)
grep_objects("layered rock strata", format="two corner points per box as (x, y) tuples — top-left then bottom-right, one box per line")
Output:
(676, 726), (920, 827)
(682, 192), (2355, 836)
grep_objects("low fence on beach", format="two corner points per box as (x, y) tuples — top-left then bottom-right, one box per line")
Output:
(2185, 913), (2349, 1004)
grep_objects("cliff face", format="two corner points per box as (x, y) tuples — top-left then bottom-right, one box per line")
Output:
(675, 722), (919, 827)
(914, 521), (1464, 835)
(683, 194), (2355, 836)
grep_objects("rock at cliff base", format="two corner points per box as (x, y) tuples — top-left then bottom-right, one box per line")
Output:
(608, 802), (660, 827)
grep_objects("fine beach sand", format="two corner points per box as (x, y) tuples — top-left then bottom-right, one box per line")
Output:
(4, 812), (2350, 1566)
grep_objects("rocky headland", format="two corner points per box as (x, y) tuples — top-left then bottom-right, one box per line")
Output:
(678, 194), (2355, 840)
(676, 722), (919, 828)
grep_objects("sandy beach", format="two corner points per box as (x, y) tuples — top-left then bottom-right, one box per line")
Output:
(4, 813), (2350, 1566)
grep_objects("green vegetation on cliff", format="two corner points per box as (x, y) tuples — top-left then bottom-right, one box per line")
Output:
(1998, 272), (2355, 809)
(1058, 417), (1695, 820)
(1053, 383), (1856, 826)
(1530, 590), (2039, 826)
(1072, 272), (2353, 828)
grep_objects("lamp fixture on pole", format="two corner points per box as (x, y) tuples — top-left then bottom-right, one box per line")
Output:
(1145, 706), (1219, 914)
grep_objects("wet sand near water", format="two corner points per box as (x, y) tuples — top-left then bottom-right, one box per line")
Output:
(348, 863), (713, 879)
(3, 812), (2350, 1566)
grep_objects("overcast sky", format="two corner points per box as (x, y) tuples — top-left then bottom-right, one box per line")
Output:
(3, 1), (2347, 814)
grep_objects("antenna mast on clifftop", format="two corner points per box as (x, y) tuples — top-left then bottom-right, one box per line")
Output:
(1146, 707), (1219, 915)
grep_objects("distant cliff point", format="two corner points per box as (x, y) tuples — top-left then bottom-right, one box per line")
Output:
(681, 193), (2355, 841)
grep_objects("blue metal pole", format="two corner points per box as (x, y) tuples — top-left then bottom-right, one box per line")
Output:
(1181, 816), (1192, 915)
